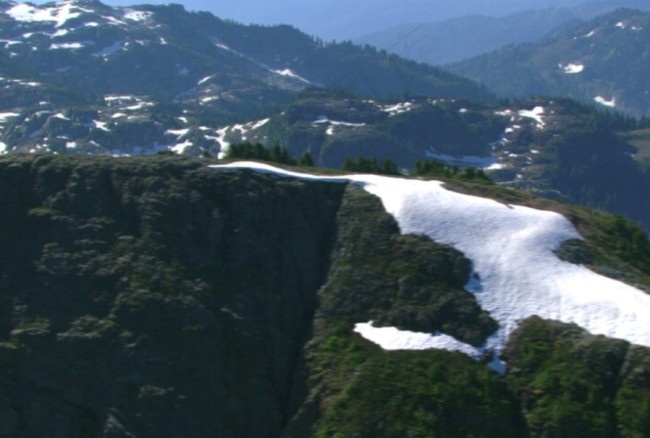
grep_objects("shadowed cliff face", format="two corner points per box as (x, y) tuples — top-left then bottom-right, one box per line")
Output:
(0, 155), (346, 437)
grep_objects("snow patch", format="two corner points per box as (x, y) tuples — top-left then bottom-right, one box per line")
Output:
(518, 106), (545, 129)
(200, 96), (219, 104)
(93, 120), (110, 132)
(50, 42), (85, 50)
(166, 128), (190, 139)
(215, 128), (231, 159)
(102, 16), (127, 26)
(52, 28), (70, 37)
(6, 2), (90, 28)
(560, 63), (584, 74)
(354, 323), (482, 357)
(198, 75), (214, 86)
(594, 96), (616, 108)
(123, 9), (152, 22)
(273, 68), (310, 84)
(380, 102), (413, 116)
(313, 116), (366, 128)
(0, 112), (20, 122)
(170, 140), (193, 154)
(124, 102), (153, 111)
(104, 95), (137, 103)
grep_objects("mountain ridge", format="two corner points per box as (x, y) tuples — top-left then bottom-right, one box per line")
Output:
(449, 8), (650, 117)
(0, 154), (648, 436)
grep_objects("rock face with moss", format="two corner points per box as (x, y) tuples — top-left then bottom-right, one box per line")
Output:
(0, 155), (346, 436)
(0, 155), (648, 437)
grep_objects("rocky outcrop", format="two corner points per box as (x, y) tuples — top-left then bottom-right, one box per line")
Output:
(504, 316), (650, 437)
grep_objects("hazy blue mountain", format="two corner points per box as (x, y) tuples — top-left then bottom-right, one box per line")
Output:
(353, 8), (580, 65)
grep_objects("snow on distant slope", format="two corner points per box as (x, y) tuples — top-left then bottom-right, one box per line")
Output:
(213, 161), (650, 370)
(6, 1), (91, 28)
(594, 96), (617, 107)
(560, 63), (584, 74)
(273, 68), (311, 84)
(518, 106), (545, 129)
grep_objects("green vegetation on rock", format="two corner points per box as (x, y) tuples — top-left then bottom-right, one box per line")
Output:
(0, 155), (648, 437)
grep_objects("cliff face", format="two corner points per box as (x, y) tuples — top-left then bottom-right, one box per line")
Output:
(0, 155), (345, 437)
(0, 155), (648, 437)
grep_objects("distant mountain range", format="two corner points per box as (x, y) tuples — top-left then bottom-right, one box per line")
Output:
(353, 1), (650, 66)
(0, 0), (491, 114)
(354, 8), (581, 66)
(449, 8), (650, 117)
(122, 0), (650, 41)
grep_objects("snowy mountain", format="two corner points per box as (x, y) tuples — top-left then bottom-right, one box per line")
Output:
(449, 8), (650, 117)
(0, 0), (493, 155)
(212, 91), (650, 230)
(0, 0), (490, 98)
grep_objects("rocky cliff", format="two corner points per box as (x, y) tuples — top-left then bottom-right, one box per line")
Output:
(0, 155), (647, 437)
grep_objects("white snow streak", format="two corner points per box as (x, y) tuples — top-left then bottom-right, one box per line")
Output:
(50, 42), (85, 50)
(518, 106), (545, 129)
(123, 9), (152, 22)
(560, 63), (584, 74)
(313, 116), (366, 128)
(594, 96), (616, 108)
(0, 112), (20, 122)
(273, 68), (310, 83)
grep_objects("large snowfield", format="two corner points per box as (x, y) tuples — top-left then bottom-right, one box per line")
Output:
(214, 162), (650, 370)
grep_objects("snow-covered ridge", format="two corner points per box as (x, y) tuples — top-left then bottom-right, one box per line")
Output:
(6, 1), (92, 28)
(212, 161), (650, 371)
